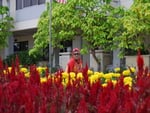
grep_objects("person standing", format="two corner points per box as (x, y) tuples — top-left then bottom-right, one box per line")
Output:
(65, 48), (82, 73)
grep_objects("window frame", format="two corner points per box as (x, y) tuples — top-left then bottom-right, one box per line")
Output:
(16, 0), (45, 10)
(23, 0), (31, 8)
(16, 0), (23, 10)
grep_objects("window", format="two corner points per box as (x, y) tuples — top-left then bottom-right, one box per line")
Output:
(0, 0), (2, 6)
(16, 0), (22, 10)
(38, 0), (45, 4)
(14, 41), (28, 52)
(16, 0), (45, 10)
(60, 41), (72, 52)
(31, 0), (38, 5)
(23, 0), (31, 7)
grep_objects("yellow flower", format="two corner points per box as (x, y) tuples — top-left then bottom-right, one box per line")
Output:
(88, 69), (93, 75)
(124, 76), (132, 82)
(62, 72), (69, 79)
(103, 73), (113, 79)
(8, 67), (12, 72)
(123, 77), (132, 87)
(40, 77), (47, 83)
(122, 70), (131, 76)
(114, 67), (120, 72)
(37, 66), (42, 71)
(62, 81), (67, 87)
(113, 73), (121, 78)
(37, 67), (46, 73)
(102, 83), (108, 87)
(112, 80), (117, 86)
(25, 72), (30, 78)
(91, 73), (100, 81)
(130, 67), (136, 73)
(89, 76), (97, 84)
(62, 78), (74, 86)
(94, 72), (99, 76)
(70, 72), (76, 78)
(124, 81), (132, 87)
(105, 78), (111, 83)
(3, 70), (6, 74)
(48, 74), (55, 79)
(51, 76), (55, 82)
(64, 78), (69, 84)
(93, 74), (99, 80)
(94, 72), (104, 78)
(20, 67), (28, 73)
(77, 73), (83, 79)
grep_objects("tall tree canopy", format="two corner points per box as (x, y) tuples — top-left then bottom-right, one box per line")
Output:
(0, 6), (14, 49)
(29, 0), (124, 65)
(29, 0), (125, 70)
(118, 0), (150, 56)
(30, 0), (150, 70)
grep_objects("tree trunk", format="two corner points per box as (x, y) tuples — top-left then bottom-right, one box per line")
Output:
(91, 49), (101, 71)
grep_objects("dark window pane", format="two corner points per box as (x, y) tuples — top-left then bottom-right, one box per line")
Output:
(14, 41), (28, 52)
(23, 0), (31, 7)
(31, 0), (38, 5)
(16, 0), (22, 10)
(60, 41), (72, 52)
(0, 0), (2, 6)
(38, 0), (45, 4)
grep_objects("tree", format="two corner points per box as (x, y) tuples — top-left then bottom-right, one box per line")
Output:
(29, 3), (50, 58)
(116, 0), (150, 56)
(29, 0), (125, 70)
(0, 6), (14, 49)
(78, 1), (125, 70)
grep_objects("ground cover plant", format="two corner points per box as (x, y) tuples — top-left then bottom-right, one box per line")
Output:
(0, 51), (149, 113)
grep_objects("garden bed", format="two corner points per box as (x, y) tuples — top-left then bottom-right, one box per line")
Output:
(0, 53), (149, 113)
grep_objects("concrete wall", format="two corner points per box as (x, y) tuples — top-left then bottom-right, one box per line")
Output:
(15, 5), (45, 22)
(59, 52), (71, 70)
(9, 0), (45, 31)
(125, 55), (150, 69)
(89, 50), (112, 72)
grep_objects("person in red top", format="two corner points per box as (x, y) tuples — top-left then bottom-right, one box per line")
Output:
(65, 48), (83, 73)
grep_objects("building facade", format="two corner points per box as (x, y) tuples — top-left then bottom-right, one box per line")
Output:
(1, 0), (149, 71)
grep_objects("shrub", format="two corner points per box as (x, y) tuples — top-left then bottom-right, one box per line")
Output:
(3, 51), (41, 66)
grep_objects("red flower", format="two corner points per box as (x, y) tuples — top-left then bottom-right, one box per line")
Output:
(76, 97), (89, 113)
(50, 103), (57, 113)
(137, 50), (144, 78)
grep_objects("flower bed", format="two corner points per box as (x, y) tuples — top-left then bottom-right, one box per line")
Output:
(0, 52), (149, 113)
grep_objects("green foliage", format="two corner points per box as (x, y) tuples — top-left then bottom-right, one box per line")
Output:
(0, 6), (14, 49)
(30, 0), (150, 59)
(116, 0), (150, 56)
(80, 2), (125, 52)
(30, 0), (125, 56)
(3, 51), (41, 66)
(29, 3), (50, 56)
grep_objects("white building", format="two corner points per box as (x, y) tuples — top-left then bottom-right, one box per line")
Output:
(1, 0), (148, 71)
